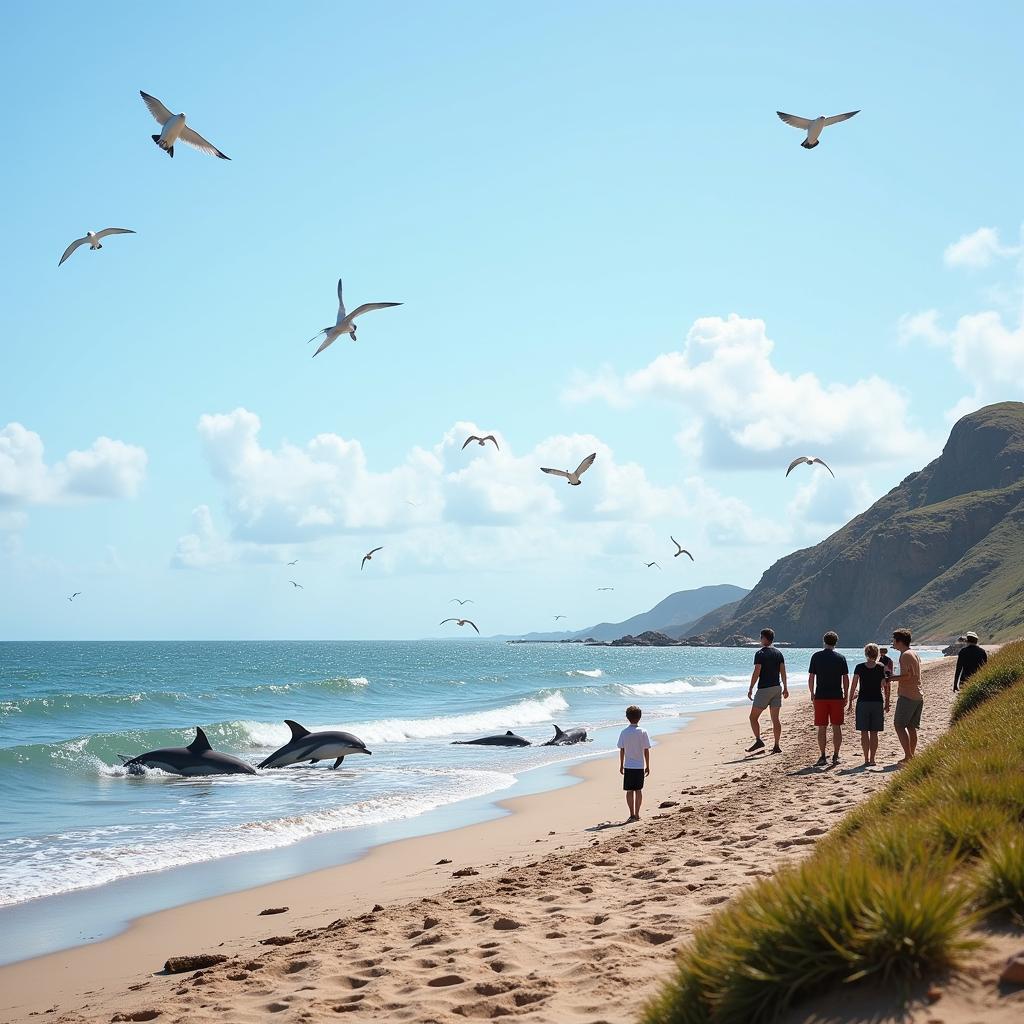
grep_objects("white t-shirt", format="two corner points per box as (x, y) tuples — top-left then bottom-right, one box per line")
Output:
(617, 724), (651, 769)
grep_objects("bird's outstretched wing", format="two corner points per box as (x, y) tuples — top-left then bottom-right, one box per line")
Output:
(462, 436), (481, 449)
(785, 456), (810, 477)
(679, 549), (694, 561)
(482, 435), (499, 449)
(289, 580), (303, 589)
(140, 91), (173, 124)
(776, 111), (812, 130)
(812, 457), (836, 477)
(367, 546), (383, 557)
(440, 618), (457, 625)
(94, 228), (136, 240)
(180, 125), (231, 160)
(465, 620), (480, 634)
(335, 279), (347, 323)
(540, 467), (571, 479)
(361, 546), (383, 569)
(58, 236), (88, 266)
(823, 110), (859, 127)
(574, 453), (597, 478)
(347, 302), (403, 322)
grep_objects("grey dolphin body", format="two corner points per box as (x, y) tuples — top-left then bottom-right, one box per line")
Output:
(119, 727), (257, 776)
(452, 730), (531, 747)
(257, 720), (372, 769)
(541, 724), (588, 746)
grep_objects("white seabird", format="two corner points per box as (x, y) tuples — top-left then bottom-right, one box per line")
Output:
(785, 456), (836, 478)
(440, 618), (480, 634)
(140, 91), (231, 160)
(540, 453), (596, 486)
(58, 229), (135, 266)
(309, 279), (402, 357)
(776, 109), (859, 149)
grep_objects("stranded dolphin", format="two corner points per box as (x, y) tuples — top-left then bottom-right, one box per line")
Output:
(452, 731), (531, 747)
(119, 727), (257, 776)
(542, 724), (589, 746)
(257, 720), (372, 769)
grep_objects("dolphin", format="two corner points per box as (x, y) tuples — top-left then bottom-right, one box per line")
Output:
(119, 727), (257, 776)
(452, 730), (531, 747)
(541, 724), (589, 746)
(257, 720), (372, 769)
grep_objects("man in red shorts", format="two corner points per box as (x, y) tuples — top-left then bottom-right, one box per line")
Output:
(807, 630), (850, 767)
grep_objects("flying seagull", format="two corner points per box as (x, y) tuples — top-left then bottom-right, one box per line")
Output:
(785, 456), (836, 478)
(645, 561), (661, 570)
(462, 434), (499, 451)
(361, 546), (383, 570)
(450, 598), (474, 605)
(139, 91), (230, 159)
(67, 592), (82, 602)
(776, 109), (859, 149)
(597, 587), (614, 591)
(554, 615), (567, 620)
(670, 537), (694, 561)
(405, 500), (421, 507)
(286, 559), (298, 566)
(440, 618), (480, 634)
(289, 580), (303, 589)
(540, 452), (596, 486)
(308, 279), (402, 357)
(58, 228), (136, 267)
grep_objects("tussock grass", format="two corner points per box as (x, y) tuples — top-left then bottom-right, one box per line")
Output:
(644, 642), (1024, 1024)
(974, 834), (1024, 922)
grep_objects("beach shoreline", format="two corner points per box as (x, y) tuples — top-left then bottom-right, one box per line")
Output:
(0, 656), (960, 1023)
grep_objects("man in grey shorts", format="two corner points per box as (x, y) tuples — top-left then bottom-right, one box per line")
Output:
(891, 627), (923, 763)
(746, 627), (788, 754)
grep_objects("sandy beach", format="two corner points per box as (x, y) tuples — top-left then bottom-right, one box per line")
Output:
(7, 654), (1017, 1024)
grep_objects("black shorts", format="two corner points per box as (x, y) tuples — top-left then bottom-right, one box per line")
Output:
(623, 768), (645, 791)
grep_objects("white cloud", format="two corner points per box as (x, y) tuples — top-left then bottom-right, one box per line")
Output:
(175, 407), (800, 573)
(0, 423), (147, 513)
(564, 314), (930, 468)
(943, 227), (1019, 269)
(897, 309), (947, 347)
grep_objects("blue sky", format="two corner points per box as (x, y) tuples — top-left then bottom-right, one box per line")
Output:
(2, 1), (1022, 639)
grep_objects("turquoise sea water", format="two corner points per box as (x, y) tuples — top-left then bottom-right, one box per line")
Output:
(0, 640), (941, 961)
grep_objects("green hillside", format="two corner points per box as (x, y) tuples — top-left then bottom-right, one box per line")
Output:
(707, 402), (1024, 645)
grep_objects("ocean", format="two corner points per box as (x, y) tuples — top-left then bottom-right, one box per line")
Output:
(0, 640), (941, 960)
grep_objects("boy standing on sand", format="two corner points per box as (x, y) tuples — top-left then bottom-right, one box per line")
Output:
(891, 627), (923, 763)
(808, 631), (850, 767)
(746, 627), (788, 754)
(617, 705), (651, 822)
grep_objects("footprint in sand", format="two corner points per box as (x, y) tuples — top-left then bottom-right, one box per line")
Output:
(427, 974), (466, 987)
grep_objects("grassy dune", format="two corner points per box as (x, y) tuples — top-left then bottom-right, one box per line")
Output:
(644, 640), (1024, 1024)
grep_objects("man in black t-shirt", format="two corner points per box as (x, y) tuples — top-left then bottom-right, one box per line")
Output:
(807, 630), (850, 767)
(953, 631), (988, 691)
(746, 627), (788, 754)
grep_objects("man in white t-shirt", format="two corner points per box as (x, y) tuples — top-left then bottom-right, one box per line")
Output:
(617, 705), (652, 822)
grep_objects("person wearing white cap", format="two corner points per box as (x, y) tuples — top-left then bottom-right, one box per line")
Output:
(953, 631), (988, 691)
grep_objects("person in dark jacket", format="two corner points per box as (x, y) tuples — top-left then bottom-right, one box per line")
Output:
(953, 631), (988, 691)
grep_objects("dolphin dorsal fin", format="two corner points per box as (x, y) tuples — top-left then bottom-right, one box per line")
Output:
(285, 720), (311, 741)
(552, 725), (565, 738)
(188, 727), (212, 752)
(505, 730), (514, 735)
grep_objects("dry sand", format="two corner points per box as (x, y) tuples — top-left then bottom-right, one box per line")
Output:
(3, 655), (1021, 1023)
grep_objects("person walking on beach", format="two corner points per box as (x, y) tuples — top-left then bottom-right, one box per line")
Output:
(847, 642), (890, 767)
(746, 627), (788, 754)
(953, 631), (988, 691)
(891, 627), (923, 764)
(617, 705), (651, 822)
(808, 631), (849, 767)
(879, 645), (894, 683)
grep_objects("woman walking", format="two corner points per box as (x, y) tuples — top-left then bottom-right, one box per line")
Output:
(847, 642), (890, 767)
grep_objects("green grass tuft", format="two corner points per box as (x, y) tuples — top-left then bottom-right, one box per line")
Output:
(973, 834), (1024, 922)
(644, 644), (1024, 1024)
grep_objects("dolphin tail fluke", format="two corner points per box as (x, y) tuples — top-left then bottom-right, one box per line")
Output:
(285, 719), (311, 741)
(188, 727), (213, 752)
(333, 756), (345, 769)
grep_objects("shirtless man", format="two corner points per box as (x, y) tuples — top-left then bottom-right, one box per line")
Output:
(891, 627), (922, 764)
